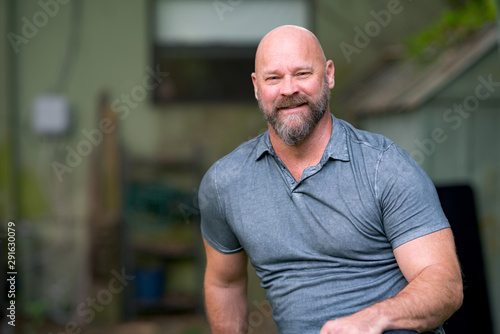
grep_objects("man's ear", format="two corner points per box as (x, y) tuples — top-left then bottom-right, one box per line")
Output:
(326, 60), (335, 89)
(251, 72), (259, 100)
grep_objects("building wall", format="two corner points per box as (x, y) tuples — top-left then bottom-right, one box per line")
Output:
(360, 49), (500, 333)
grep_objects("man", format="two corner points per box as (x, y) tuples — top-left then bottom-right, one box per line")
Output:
(199, 25), (463, 334)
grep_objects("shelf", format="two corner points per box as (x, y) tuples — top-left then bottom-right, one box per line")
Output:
(122, 150), (203, 319)
(133, 241), (196, 261)
(135, 293), (199, 315)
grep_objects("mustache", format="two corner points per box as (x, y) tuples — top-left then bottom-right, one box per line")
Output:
(274, 95), (310, 110)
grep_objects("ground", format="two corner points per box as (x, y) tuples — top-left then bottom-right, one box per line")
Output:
(16, 312), (279, 334)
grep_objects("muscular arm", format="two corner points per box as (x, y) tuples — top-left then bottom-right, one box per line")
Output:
(203, 239), (248, 334)
(320, 228), (463, 334)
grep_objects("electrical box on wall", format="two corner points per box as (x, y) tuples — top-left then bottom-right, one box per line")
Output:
(32, 95), (70, 135)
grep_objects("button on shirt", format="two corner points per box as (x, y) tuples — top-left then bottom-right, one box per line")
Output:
(199, 114), (449, 334)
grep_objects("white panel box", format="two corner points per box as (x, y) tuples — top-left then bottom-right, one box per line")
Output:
(32, 95), (70, 135)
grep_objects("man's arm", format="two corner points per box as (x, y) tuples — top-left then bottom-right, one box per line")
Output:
(320, 228), (463, 334)
(203, 238), (249, 334)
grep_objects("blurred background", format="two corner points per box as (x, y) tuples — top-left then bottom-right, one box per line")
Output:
(0, 0), (499, 333)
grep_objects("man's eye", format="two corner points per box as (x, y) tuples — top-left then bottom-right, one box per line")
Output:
(298, 72), (311, 77)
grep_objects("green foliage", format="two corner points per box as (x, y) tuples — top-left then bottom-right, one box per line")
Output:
(406, 0), (497, 62)
(25, 299), (49, 334)
(20, 169), (49, 218)
(181, 328), (204, 334)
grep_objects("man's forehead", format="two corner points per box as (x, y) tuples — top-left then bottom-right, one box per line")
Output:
(259, 31), (314, 56)
(260, 60), (315, 75)
(260, 25), (315, 44)
(256, 44), (321, 74)
(255, 26), (325, 72)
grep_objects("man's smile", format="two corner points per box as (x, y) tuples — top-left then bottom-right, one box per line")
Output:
(279, 102), (307, 111)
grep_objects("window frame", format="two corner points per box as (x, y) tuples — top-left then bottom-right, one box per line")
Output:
(149, 0), (316, 105)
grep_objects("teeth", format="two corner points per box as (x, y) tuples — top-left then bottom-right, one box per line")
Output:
(282, 103), (303, 109)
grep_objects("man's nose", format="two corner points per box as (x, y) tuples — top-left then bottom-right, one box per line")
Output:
(280, 76), (299, 96)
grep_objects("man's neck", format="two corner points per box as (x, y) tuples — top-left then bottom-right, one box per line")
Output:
(269, 112), (332, 181)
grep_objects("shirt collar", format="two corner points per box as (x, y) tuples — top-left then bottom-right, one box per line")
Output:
(255, 114), (350, 162)
(323, 114), (350, 162)
(255, 130), (274, 161)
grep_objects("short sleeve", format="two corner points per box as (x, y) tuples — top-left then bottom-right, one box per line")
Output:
(199, 161), (243, 254)
(376, 144), (450, 249)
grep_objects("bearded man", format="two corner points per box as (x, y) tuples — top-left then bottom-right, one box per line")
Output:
(199, 25), (463, 334)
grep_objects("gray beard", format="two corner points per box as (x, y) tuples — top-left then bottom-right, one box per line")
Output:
(258, 79), (331, 146)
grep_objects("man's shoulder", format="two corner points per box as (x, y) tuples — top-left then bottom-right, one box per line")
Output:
(202, 132), (268, 185)
(218, 131), (267, 167)
(336, 118), (427, 185)
(338, 117), (394, 153)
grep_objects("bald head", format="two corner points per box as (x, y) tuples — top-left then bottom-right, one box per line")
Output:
(255, 25), (326, 73)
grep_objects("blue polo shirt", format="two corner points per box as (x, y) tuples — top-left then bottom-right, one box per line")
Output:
(199, 114), (449, 333)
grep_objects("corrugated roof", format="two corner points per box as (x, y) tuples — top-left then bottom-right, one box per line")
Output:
(341, 24), (498, 117)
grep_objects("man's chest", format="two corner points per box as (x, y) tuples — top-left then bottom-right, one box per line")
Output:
(223, 163), (391, 267)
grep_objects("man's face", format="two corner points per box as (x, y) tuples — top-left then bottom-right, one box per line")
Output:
(257, 75), (331, 146)
(252, 34), (334, 146)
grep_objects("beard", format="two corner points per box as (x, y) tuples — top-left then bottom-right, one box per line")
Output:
(258, 77), (331, 146)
